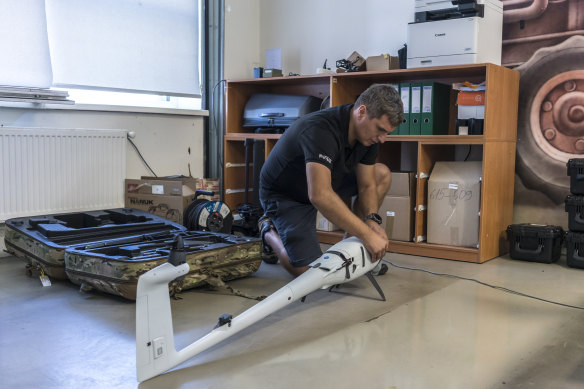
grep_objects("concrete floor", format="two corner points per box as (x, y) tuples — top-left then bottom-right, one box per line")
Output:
(1, 226), (584, 389)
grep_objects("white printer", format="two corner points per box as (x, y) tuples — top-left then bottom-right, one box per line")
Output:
(407, 0), (503, 68)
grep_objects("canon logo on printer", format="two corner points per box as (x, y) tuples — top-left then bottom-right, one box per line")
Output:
(129, 198), (154, 205)
(318, 154), (332, 164)
(435, 33), (446, 37)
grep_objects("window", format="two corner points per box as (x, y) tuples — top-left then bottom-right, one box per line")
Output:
(53, 88), (202, 111)
(0, 0), (202, 110)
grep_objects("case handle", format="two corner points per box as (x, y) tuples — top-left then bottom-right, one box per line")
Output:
(573, 247), (584, 261)
(575, 212), (584, 225)
(260, 112), (284, 117)
(515, 242), (543, 255)
(576, 173), (584, 182)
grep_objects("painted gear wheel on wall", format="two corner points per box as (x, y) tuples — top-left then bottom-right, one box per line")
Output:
(515, 35), (584, 204)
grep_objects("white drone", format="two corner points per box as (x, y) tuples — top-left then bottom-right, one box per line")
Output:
(135, 236), (387, 382)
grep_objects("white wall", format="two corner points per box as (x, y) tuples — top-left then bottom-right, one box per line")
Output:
(0, 107), (205, 179)
(260, 0), (415, 76)
(225, 0), (414, 78)
(224, 0), (261, 79)
(259, 0), (414, 76)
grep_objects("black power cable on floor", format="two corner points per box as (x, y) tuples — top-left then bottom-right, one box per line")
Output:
(382, 259), (584, 311)
(128, 137), (157, 177)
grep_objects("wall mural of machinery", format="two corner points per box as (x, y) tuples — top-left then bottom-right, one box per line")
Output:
(503, 0), (584, 210)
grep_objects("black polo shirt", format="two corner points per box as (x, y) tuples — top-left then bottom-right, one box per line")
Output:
(259, 104), (378, 204)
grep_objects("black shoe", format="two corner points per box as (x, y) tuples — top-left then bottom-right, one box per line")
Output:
(262, 253), (279, 265)
(258, 215), (278, 264)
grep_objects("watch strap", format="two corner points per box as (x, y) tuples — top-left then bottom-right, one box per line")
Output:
(363, 213), (382, 225)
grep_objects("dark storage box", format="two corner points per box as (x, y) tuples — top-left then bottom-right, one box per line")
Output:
(567, 159), (584, 195)
(564, 232), (584, 269)
(564, 195), (584, 232)
(506, 224), (564, 263)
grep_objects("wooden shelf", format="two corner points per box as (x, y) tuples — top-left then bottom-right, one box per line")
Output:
(224, 63), (519, 263)
(316, 231), (480, 261)
(316, 230), (344, 245)
(385, 135), (486, 144)
(316, 231), (480, 262)
(388, 241), (480, 262)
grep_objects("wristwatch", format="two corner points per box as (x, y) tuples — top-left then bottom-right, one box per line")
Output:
(363, 213), (382, 225)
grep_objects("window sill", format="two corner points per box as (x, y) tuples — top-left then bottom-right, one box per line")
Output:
(0, 101), (209, 116)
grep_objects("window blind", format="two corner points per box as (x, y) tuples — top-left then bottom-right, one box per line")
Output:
(0, 0), (52, 88)
(45, 0), (200, 97)
(0, 0), (200, 97)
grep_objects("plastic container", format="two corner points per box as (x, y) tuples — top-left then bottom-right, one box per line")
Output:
(564, 195), (584, 232)
(506, 224), (564, 263)
(567, 159), (584, 195)
(564, 232), (584, 269)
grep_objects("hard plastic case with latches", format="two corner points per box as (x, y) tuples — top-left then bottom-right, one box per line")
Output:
(506, 223), (564, 263)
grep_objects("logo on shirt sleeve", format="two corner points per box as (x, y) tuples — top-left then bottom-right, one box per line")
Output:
(318, 153), (332, 164)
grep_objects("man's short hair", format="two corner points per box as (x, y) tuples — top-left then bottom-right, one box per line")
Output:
(354, 84), (404, 128)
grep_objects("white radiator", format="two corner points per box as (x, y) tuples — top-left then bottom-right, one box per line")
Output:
(0, 128), (127, 222)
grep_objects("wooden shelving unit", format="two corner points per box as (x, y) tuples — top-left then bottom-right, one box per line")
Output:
(224, 63), (519, 263)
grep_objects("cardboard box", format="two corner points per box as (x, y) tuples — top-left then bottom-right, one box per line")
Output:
(139, 176), (220, 201)
(195, 178), (220, 201)
(373, 172), (416, 241)
(316, 211), (341, 232)
(456, 91), (485, 105)
(458, 105), (485, 120)
(366, 54), (400, 71)
(379, 195), (414, 242)
(427, 161), (482, 248)
(127, 177), (197, 196)
(338, 51), (366, 72)
(347, 51), (366, 70)
(125, 177), (199, 224)
(263, 68), (283, 78)
(388, 172), (416, 197)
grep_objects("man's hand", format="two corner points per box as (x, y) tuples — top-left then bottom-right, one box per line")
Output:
(362, 219), (389, 261)
(367, 220), (389, 243)
(305, 163), (390, 262)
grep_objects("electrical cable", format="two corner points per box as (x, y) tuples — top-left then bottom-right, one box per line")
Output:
(128, 137), (157, 177)
(463, 144), (472, 161)
(382, 259), (584, 311)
